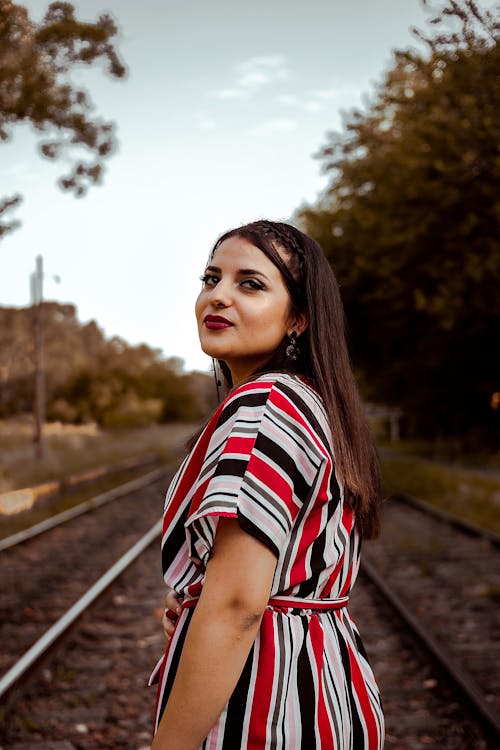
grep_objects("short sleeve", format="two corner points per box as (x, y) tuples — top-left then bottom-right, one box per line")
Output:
(185, 378), (324, 565)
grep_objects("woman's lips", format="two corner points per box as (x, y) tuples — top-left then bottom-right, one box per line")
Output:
(204, 315), (234, 330)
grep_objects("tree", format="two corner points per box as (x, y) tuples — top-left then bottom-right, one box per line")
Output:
(0, 0), (126, 238)
(297, 0), (500, 446)
(0, 301), (212, 424)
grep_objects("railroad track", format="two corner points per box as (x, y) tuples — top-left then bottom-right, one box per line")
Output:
(0, 466), (174, 682)
(0, 466), (167, 552)
(1, 488), (499, 747)
(361, 492), (500, 745)
(1, 531), (166, 747)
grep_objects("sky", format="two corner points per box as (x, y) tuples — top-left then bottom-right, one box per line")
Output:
(2, 0), (432, 373)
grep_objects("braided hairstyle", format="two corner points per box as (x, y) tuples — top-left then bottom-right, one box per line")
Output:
(210, 219), (381, 539)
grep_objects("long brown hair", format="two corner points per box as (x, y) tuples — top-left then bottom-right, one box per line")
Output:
(203, 220), (381, 539)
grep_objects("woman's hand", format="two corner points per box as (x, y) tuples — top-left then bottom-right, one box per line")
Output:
(162, 587), (182, 641)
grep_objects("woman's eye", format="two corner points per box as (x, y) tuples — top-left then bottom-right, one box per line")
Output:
(200, 274), (219, 287)
(241, 279), (264, 290)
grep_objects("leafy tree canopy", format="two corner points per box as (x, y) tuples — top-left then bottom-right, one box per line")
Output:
(0, 0), (126, 239)
(297, 0), (499, 445)
(0, 302), (215, 425)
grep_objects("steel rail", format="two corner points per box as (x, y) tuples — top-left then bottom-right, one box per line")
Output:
(395, 492), (500, 547)
(0, 519), (162, 704)
(0, 467), (168, 552)
(361, 555), (500, 741)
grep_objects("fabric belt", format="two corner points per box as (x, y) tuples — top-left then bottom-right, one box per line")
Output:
(182, 594), (349, 612)
(267, 595), (349, 611)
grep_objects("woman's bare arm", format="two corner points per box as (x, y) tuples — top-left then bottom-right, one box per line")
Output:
(150, 517), (277, 750)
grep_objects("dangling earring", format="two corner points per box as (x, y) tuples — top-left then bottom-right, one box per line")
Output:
(286, 331), (300, 361)
(212, 358), (223, 403)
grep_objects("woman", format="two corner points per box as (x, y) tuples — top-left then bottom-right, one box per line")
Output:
(150, 220), (384, 749)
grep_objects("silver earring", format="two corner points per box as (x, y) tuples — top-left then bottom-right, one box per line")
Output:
(286, 331), (300, 361)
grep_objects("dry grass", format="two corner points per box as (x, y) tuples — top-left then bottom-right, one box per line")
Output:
(380, 449), (500, 534)
(0, 417), (197, 492)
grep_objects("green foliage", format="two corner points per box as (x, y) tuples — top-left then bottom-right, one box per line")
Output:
(0, 302), (213, 425)
(0, 0), (126, 237)
(297, 0), (500, 444)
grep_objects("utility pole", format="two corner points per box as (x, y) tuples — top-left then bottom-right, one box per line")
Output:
(31, 255), (45, 459)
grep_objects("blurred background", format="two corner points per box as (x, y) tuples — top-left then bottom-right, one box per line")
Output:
(1, 0), (498, 489)
(0, 1), (499, 746)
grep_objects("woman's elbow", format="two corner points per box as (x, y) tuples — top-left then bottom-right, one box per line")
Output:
(223, 593), (267, 632)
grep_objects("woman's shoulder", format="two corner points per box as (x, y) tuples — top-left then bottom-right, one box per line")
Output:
(222, 372), (327, 426)
(223, 371), (312, 401)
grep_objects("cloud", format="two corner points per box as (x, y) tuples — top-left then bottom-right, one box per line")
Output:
(212, 55), (289, 100)
(311, 83), (362, 101)
(276, 92), (325, 114)
(250, 118), (297, 135)
(275, 84), (357, 115)
(304, 101), (324, 113)
(239, 71), (270, 88)
(238, 55), (288, 79)
(199, 116), (216, 130)
(276, 94), (298, 106)
(311, 88), (341, 100)
(215, 88), (247, 100)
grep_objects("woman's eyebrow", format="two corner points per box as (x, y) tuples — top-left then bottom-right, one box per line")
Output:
(238, 268), (270, 281)
(205, 265), (270, 281)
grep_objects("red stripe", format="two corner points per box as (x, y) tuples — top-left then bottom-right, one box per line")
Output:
(291, 489), (323, 583)
(248, 453), (293, 509)
(162, 402), (224, 532)
(271, 388), (327, 458)
(224, 434), (257, 454)
(268, 596), (348, 611)
(247, 610), (275, 747)
(309, 616), (334, 749)
(183, 595), (348, 611)
(348, 643), (380, 747)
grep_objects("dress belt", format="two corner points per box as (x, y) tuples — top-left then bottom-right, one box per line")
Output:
(182, 594), (349, 612)
(267, 595), (349, 611)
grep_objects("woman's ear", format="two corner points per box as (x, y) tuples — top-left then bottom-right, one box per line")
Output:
(289, 311), (308, 337)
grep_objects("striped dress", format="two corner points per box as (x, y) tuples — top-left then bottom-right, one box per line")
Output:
(151, 372), (384, 749)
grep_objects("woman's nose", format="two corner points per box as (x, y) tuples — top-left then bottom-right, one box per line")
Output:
(208, 279), (232, 307)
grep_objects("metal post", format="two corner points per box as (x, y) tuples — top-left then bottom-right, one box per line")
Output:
(32, 255), (44, 459)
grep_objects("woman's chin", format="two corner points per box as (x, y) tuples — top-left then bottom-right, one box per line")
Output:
(199, 342), (229, 360)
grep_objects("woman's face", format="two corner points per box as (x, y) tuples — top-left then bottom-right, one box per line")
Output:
(195, 236), (304, 385)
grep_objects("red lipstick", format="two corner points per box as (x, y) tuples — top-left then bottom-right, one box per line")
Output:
(204, 314), (234, 330)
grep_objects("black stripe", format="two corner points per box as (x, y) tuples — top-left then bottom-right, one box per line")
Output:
(275, 380), (330, 449)
(300, 482), (341, 595)
(329, 472), (342, 506)
(215, 456), (248, 478)
(157, 608), (194, 724)
(322, 633), (344, 747)
(270, 616), (288, 746)
(353, 628), (369, 663)
(254, 432), (310, 502)
(217, 389), (270, 427)
(238, 514), (280, 558)
(221, 643), (255, 750)
(277, 463), (323, 592)
(298, 618), (317, 750)
(336, 620), (365, 747)
(161, 514), (187, 572)
(267, 401), (323, 471)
